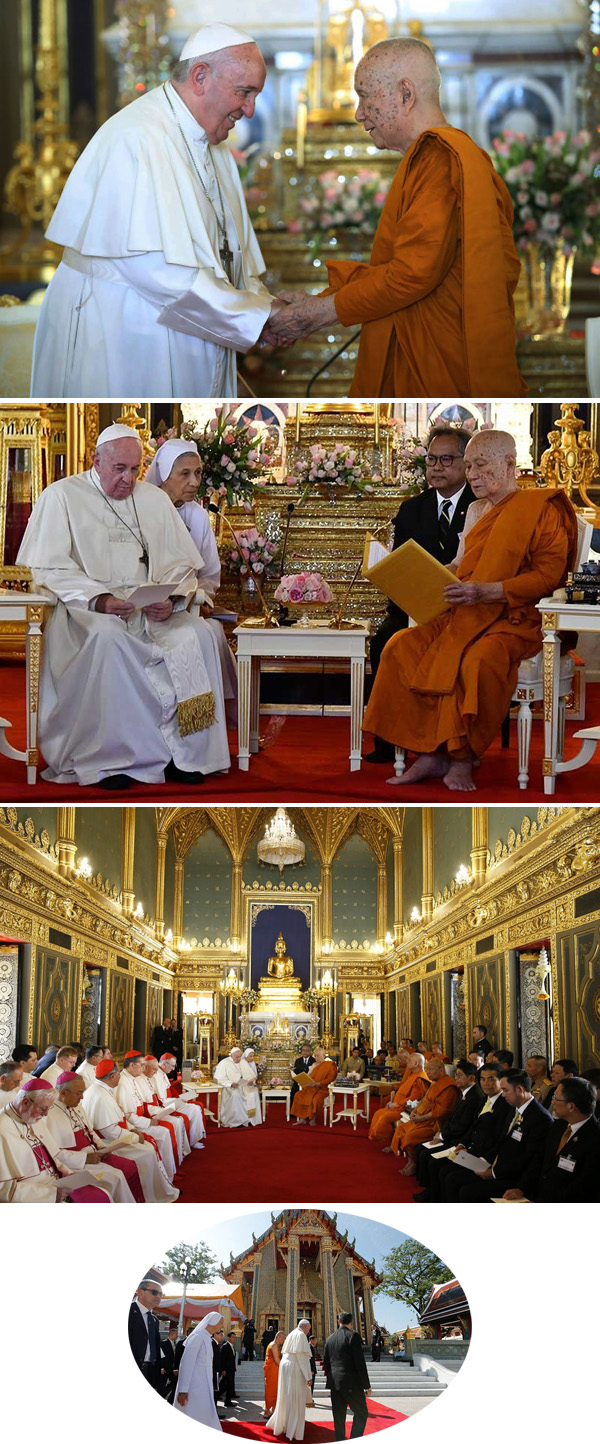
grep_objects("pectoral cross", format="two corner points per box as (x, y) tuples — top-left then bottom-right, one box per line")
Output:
(220, 237), (235, 282)
(140, 548), (149, 570)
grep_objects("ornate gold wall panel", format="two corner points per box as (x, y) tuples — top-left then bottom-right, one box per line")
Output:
(466, 956), (506, 1049)
(396, 985), (413, 1042)
(32, 946), (81, 1048)
(147, 982), (163, 1052)
(421, 974), (446, 1054)
(556, 921), (600, 1068)
(109, 972), (134, 1057)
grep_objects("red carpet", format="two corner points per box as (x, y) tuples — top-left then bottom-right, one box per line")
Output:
(177, 1100), (417, 1204)
(222, 1400), (408, 1441)
(1, 663), (599, 800)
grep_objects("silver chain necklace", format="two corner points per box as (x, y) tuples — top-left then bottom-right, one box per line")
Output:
(163, 84), (235, 281)
(90, 473), (149, 570)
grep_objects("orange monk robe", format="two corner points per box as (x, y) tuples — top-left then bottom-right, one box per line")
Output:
(392, 1075), (461, 1155)
(368, 1071), (429, 1146)
(264, 1342), (280, 1413)
(325, 128), (526, 399)
(363, 490), (578, 762)
(291, 1060), (337, 1120)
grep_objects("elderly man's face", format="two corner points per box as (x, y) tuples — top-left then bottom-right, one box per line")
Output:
(0, 1065), (22, 1091)
(94, 439), (142, 499)
(354, 60), (409, 152)
(464, 439), (515, 503)
(104, 1067), (120, 1088)
(195, 48), (266, 145)
(61, 1078), (86, 1107)
(231, 1049), (242, 1063)
(128, 1059), (144, 1077)
(20, 1095), (55, 1122)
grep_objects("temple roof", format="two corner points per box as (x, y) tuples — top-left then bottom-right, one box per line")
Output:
(419, 1278), (470, 1326)
(222, 1209), (382, 1287)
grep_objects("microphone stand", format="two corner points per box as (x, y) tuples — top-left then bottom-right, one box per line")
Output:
(208, 502), (278, 627)
(333, 521), (391, 630)
(274, 502), (295, 625)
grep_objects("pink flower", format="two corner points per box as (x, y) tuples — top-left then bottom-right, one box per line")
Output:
(523, 217), (538, 233)
(288, 219), (302, 233)
(289, 586), (303, 601)
(520, 159), (535, 174)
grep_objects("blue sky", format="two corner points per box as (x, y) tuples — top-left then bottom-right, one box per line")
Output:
(158, 1211), (452, 1332)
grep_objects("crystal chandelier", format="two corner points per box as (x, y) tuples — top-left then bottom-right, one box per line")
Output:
(258, 808), (305, 872)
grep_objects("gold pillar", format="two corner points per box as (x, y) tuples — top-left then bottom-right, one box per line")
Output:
(377, 862), (387, 946)
(285, 1238), (300, 1334)
(321, 863), (332, 949)
(56, 807), (76, 877)
(174, 859), (185, 946)
(470, 807), (489, 887)
(66, 403), (87, 476)
(393, 839), (403, 942)
(421, 808), (434, 922)
(155, 835), (167, 940)
(121, 808), (135, 915)
(230, 862), (243, 947)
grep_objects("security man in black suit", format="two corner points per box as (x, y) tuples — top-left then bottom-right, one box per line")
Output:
(128, 1280), (165, 1393)
(366, 425), (475, 763)
(519, 1077), (600, 1203)
(290, 1043), (316, 1105)
(323, 1312), (371, 1439)
(420, 1062), (513, 1202)
(414, 1058), (485, 1190)
(218, 1331), (239, 1405)
(451, 1069), (553, 1201)
(161, 1324), (179, 1402)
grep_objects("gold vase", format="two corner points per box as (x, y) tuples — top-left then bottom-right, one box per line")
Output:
(515, 243), (576, 340)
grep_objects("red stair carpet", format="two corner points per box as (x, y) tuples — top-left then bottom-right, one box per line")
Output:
(222, 1399), (408, 1442)
(176, 1102), (417, 1204)
(1, 664), (599, 800)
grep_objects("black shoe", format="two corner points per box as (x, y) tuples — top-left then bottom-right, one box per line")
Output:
(164, 760), (205, 785)
(98, 773), (136, 790)
(413, 1191), (430, 1202)
(364, 740), (395, 763)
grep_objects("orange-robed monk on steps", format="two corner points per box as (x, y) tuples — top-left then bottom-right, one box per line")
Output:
(368, 1051), (429, 1148)
(391, 1058), (460, 1174)
(264, 38), (526, 398)
(291, 1046), (337, 1126)
(363, 429), (579, 793)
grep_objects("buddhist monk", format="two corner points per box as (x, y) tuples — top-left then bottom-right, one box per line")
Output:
(265, 38), (526, 398)
(363, 429), (579, 792)
(369, 1052), (429, 1150)
(392, 1058), (461, 1175)
(291, 1046), (337, 1126)
(264, 1331), (285, 1416)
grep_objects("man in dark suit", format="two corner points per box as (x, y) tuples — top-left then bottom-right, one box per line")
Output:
(213, 1326), (225, 1400)
(472, 1025), (493, 1061)
(451, 1069), (553, 1201)
(542, 1056), (578, 1115)
(309, 1336), (318, 1397)
(161, 1324), (179, 1402)
(414, 1058), (485, 1191)
(218, 1331), (239, 1405)
(511, 1077), (600, 1203)
(128, 1280), (165, 1393)
(323, 1312), (371, 1439)
(261, 1325), (275, 1359)
(366, 425), (474, 763)
(290, 1043), (316, 1105)
(420, 1061), (513, 1201)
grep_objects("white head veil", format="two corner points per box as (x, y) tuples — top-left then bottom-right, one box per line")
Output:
(177, 1311), (224, 1391)
(145, 438), (200, 488)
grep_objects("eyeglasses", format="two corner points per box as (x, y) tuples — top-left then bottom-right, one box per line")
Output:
(426, 453), (460, 468)
(143, 1288), (163, 1297)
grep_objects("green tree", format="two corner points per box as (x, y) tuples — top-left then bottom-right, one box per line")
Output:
(375, 1240), (453, 1317)
(159, 1242), (218, 1283)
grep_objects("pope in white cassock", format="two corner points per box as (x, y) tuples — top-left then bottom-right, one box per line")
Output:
(31, 23), (278, 398)
(214, 1046), (254, 1127)
(81, 1060), (179, 1202)
(266, 1321), (313, 1441)
(17, 424), (230, 789)
(175, 1311), (224, 1427)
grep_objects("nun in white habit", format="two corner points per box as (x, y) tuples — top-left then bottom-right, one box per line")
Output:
(241, 1047), (263, 1125)
(266, 1320), (313, 1441)
(145, 437), (238, 715)
(175, 1311), (224, 1427)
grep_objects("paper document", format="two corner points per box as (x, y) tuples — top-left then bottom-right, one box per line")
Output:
(491, 1196), (531, 1203)
(62, 1168), (105, 1191)
(363, 537), (456, 625)
(122, 583), (175, 609)
(452, 1152), (491, 1174)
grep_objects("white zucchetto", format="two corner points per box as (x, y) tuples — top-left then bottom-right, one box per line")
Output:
(180, 24), (255, 60)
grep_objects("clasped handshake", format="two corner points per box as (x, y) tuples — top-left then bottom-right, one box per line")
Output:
(258, 290), (339, 348)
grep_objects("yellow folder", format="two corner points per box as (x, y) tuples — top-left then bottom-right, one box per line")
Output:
(363, 536), (456, 625)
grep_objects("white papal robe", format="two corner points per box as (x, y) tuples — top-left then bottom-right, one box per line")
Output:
(40, 1104), (136, 1202)
(31, 82), (273, 398)
(213, 1058), (250, 1128)
(17, 471), (230, 784)
(154, 1065), (206, 1148)
(266, 1328), (313, 1441)
(80, 1081), (178, 1202)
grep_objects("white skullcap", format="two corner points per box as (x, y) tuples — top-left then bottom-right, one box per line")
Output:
(180, 23), (255, 61)
(145, 438), (200, 487)
(96, 424), (142, 448)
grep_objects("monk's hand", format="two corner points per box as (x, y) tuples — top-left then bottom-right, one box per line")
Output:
(258, 300), (297, 349)
(443, 580), (505, 606)
(266, 293), (339, 342)
(94, 592), (135, 618)
(144, 599), (174, 621)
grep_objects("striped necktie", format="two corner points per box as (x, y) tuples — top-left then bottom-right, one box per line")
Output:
(438, 498), (453, 552)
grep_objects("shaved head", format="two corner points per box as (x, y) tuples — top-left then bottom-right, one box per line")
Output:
(355, 37), (445, 152)
(360, 39), (441, 103)
(464, 430), (518, 505)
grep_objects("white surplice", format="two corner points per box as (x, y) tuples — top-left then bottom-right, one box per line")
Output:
(75, 1061), (97, 1089)
(31, 82), (273, 398)
(0, 1105), (62, 1202)
(137, 1072), (191, 1166)
(213, 1057), (250, 1128)
(266, 1328), (313, 1441)
(154, 1065), (206, 1148)
(40, 1103), (136, 1202)
(175, 1319), (223, 1429)
(116, 1070), (177, 1179)
(80, 1081), (178, 1202)
(17, 471), (230, 784)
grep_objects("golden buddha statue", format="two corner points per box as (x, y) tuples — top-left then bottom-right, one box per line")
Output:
(267, 932), (295, 978)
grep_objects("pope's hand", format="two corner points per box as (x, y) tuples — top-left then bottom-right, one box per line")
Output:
(265, 293), (339, 343)
(144, 599), (174, 621)
(94, 593), (135, 618)
(443, 580), (505, 606)
(177, 1393), (189, 1407)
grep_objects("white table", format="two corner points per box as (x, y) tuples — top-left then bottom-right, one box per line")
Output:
(0, 589), (52, 783)
(261, 1086), (292, 1121)
(539, 596), (600, 793)
(234, 621), (370, 772)
(188, 1083), (223, 1126)
(326, 1082), (371, 1130)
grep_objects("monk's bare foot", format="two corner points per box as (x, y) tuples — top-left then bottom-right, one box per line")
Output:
(381, 1146), (393, 1153)
(444, 759), (477, 792)
(399, 1161), (417, 1176)
(387, 751), (450, 786)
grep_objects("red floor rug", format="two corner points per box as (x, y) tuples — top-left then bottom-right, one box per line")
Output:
(176, 1102), (417, 1204)
(2, 663), (597, 802)
(222, 1400), (408, 1441)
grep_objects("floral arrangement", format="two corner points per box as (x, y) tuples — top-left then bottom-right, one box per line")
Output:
(287, 443), (373, 503)
(289, 168), (391, 255)
(391, 417), (489, 492)
(182, 406), (278, 507)
(228, 529), (279, 579)
(491, 129), (600, 255)
(239, 987), (259, 1009)
(302, 987), (321, 1011)
(274, 572), (332, 605)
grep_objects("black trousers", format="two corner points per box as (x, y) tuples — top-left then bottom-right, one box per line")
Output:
(330, 1385), (369, 1439)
